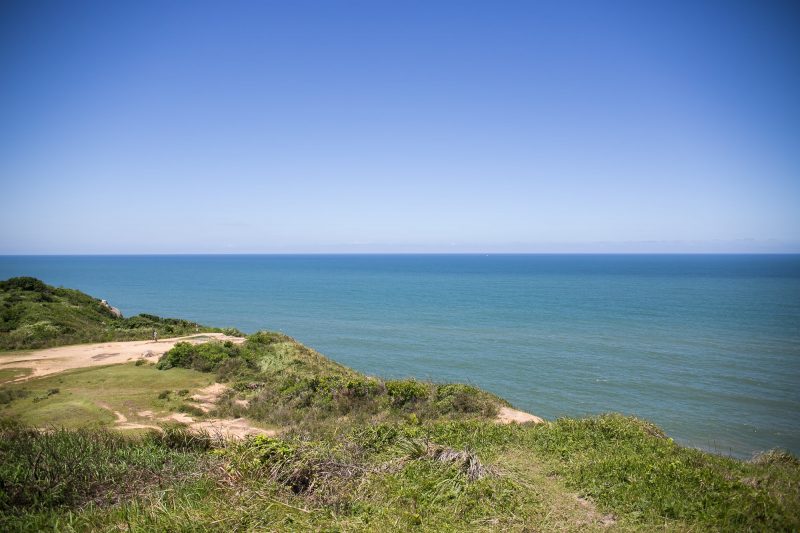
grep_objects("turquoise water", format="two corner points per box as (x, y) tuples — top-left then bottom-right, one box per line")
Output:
(1, 254), (798, 458)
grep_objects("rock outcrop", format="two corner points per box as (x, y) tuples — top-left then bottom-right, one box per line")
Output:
(100, 299), (123, 318)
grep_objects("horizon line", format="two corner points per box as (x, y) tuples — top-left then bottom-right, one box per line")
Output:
(2, 252), (799, 257)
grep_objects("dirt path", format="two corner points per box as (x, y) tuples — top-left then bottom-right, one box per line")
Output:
(500, 451), (615, 529)
(190, 382), (229, 412)
(97, 402), (162, 431)
(96, 382), (274, 439)
(0, 334), (245, 382)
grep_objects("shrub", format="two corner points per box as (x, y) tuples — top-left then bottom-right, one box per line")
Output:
(0, 277), (50, 293)
(32, 388), (60, 403)
(435, 383), (497, 416)
(245, 330), (282, 346)
(386, 379), (429, 406)
(156, 341), (240, 372)
(249, 434), (297, 462)
(0, 389), (30, 405)
(216, 357), (246, 382)
(344, 377), (382, 398)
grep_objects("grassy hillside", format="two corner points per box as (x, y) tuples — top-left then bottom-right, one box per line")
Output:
(0, 276), (238, 350)
(1, 279), (798, 531)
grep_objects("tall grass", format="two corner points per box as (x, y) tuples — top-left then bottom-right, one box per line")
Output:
(523, 414), (800, 531)
(0, 420), (211, 520)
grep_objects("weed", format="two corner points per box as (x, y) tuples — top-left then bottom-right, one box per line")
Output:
(0, 388), (30, 405)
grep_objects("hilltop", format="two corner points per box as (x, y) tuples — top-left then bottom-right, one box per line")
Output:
(0, 276), (236, 350)
(0, 278), (798, 531)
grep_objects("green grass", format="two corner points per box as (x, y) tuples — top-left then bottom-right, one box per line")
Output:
(0, 363), (215, 428)
(0, 367), (32, 384)
(3, 417), (796, 531)
(521, 415), (800, 531)
(0, 421), (214, 531)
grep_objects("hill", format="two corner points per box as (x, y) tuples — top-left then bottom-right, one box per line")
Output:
(0, 276), (235, 350)
(0, 278), (798, 531)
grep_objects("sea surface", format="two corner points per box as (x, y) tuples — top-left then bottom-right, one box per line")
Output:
(1, 254), (798, 458)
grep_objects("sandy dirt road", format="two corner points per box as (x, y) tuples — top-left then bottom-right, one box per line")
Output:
(0, 333), (245, 382)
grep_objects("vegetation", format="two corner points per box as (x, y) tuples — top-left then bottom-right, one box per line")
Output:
(154, 333), (507, 432)
(1, 278), (798, 531)
(1, 415), (798, 531)
(0, 364), (216, 430)
(0, 276), (239, 350)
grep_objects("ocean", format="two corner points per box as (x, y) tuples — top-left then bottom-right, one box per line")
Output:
(1, 254), (798, 458)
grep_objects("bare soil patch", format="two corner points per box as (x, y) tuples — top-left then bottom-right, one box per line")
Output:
(496, 406), (545, 425)
(2, 334), (245, 382)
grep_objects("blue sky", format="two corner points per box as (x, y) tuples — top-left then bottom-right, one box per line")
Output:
(1, 0), (798, 253)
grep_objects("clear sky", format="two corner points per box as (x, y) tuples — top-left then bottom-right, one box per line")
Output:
(1, 0), (798, 254)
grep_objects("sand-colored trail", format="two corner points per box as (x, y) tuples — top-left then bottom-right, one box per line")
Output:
(94, 383), (273, 438)
(0, 333), (245, 382)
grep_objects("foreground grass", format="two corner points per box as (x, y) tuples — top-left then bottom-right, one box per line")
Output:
(523, 416), (800, 530)
(1, 418), (798, 532)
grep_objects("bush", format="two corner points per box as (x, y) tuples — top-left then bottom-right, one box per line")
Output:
(245, 330), (283, 346)
(249, 434), (297, 463)
(0, 277), (51, 294)
(435, 383), (497, 416)
(32, 388), (60, 403)
(386, 379), (429, 406)
(0, 389), (30, 405)
(156, 341), (240, 372)
(344, 377), (382, 398)
(216, 357), (246, 382)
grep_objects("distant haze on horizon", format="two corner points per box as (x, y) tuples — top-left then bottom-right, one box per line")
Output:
(1, 1), (799, 254)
